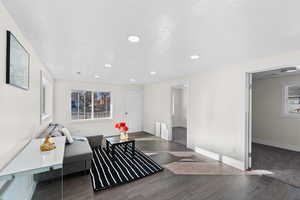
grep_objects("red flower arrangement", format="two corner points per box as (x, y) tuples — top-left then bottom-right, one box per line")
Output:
(115, 122), (129, 140)
(115, 122), (129, 132)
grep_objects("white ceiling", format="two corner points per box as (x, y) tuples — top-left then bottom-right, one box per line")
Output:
(2, 0), (300, 84)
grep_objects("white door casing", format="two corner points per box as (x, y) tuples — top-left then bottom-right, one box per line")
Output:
(125, 89), (143, 133)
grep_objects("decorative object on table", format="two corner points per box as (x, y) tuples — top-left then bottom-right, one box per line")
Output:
(40, 136), (56, 152)
(6, 31), (30, 90)
(90, 145), (163, 191)
(114, 122), (129, 140)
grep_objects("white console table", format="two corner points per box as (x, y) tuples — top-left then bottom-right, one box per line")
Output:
(0, 136), (66, 181)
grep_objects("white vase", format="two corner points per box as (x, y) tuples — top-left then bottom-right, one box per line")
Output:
(120, 131), (128, 140)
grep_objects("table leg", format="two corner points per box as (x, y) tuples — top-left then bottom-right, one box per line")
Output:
(132, 141), (135, 159)
(106, 140), (109, 154)
(124, 144), (128, 153)
(112, 145), (115, 161)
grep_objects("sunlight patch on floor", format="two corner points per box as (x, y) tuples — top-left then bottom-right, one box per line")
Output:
(163, 161), (244, 175)
(164, 161), (275, 176)
(245, 170), (273, 175)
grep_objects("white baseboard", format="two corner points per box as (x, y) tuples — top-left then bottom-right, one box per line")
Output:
(253, 138), (300, 152)
(195, 146), (245, 171)
(195, 146), (220, 161)
(221, 155), (245, 171)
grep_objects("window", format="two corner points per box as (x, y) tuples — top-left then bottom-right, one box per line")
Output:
(287, 85), (300, 114)
(40, 71), (52, 121)
(71, 90), (112, 120)
(282, 82), (300, 118)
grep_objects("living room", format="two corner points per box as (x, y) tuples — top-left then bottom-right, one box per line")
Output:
(1, 0), (300, 199)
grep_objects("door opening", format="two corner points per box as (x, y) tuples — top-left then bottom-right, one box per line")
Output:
(171, 84), (188, 146)
(245, 66), (300, 172)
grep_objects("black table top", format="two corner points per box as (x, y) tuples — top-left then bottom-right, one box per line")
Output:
(105, 137), (135, 145)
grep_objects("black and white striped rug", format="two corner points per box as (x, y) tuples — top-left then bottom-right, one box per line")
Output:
(90, 145), (163, 191)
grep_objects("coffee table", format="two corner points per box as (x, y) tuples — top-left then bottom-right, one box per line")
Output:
(105, 137), (135, 161)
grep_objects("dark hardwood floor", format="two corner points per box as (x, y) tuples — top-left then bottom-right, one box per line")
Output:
(252, 143), (300, 189)
(35, 132), (300, 200)
(172, 127), (187, 146)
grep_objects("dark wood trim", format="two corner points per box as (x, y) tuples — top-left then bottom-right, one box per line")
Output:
(6, 31), (11, 85)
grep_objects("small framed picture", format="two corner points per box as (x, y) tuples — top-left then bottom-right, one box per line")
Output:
(6, 31), (30, 90)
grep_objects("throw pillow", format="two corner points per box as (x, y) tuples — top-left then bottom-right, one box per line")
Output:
(61, 127), (74, 144)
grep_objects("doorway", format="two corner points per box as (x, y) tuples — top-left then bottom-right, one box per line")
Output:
(171, 85), (188, 146)
(246, 66), (300, 187)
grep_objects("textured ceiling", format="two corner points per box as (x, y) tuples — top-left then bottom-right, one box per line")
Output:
(2, 0), (300, 84)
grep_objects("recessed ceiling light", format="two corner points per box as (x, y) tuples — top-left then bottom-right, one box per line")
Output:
(190, 54), (200, 60)
(129, 78), (136, 82)
(128, 35), (140, 43)
(150, 71), (157, 75)
(95, 75), (100, 79)
(104, 64), (112, 68)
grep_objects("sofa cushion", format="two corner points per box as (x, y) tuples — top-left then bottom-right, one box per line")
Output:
(64, 140), (92, 164)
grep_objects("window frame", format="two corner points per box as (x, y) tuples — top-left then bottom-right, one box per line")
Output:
(281, 81), (300, 119)
(69, 89), (113, 122)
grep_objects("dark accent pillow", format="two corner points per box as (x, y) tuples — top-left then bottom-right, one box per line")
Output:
(40, 124), (56, 137)
(42, 123), (65, 137)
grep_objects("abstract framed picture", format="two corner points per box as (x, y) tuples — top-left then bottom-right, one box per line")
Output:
(6, 31), (30, 90)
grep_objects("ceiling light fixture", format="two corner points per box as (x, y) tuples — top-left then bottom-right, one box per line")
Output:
(104, 64), (112, 68)
(129, 78), (136, 82)
(150, 71), (157, 75)
(95, 75), (100, 79)
(128, 35), (140, 43)
(190, 54), (199, 60)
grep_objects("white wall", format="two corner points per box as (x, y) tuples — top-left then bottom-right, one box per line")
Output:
(172, 88), (187, 128)
(0, 1), (53, 198)
(253, 75), (300, 151)
(0, 1), (53, 172)
(54, 79), (143, 137)
(143, 53), (300, 166)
